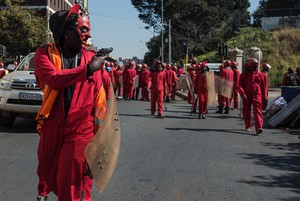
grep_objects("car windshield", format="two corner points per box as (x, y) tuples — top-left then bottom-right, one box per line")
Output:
(17, 53), (35, 71)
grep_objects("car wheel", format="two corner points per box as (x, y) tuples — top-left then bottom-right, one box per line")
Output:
(0, 114), (16, 127)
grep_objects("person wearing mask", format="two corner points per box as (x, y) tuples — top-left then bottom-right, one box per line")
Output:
(239, 58), (266, 135)
(34, 5), (109, 201)
(282, 67), (298, 86)
(150, 61), (167, 118)
(140, 63), (151, 101)
(231, 61), (240, 110)
(261, 63), (271, 110)
(216, 60), (234, 114)
(123, 61), (136, 100)
(114, 65), (123, 99)
(0, 62), (8, 78)
(194, 65), (209, 119)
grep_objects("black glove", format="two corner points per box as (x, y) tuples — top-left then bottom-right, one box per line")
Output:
(89, 55), (108, 72)
(96, 47), (116, 63)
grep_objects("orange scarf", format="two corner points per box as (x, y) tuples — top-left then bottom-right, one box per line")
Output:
(36, 43), (61, 134)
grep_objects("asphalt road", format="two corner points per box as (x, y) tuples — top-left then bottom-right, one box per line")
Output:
(0, 97), (300, 201)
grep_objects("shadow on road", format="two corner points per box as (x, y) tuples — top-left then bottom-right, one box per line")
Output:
(165, 127), (256, 136)
(0, 118), (37, 134)
(237, 142), (300, 200)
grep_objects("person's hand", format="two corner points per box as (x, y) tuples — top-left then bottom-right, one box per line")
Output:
(89, 55), (107, 72)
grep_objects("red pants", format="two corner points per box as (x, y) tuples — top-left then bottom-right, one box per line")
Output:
(232, 87), (239, 109)
(151, 89), (164, 115)
(218, 94), (230, 108)
(242, 94), (263, 131)
(37, 134), (93, 201)
(115, 83), (123, 97)
(123, 83), (134, 99)
(141, 86), (149, 101)
(198, 92), (208, 114)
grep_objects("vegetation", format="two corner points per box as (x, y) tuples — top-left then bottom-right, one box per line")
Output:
(0, 0), (47, 57)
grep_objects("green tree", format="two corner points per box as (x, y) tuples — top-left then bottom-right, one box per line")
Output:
(132, 0), (250, 62)
(0, 0), (47, 57)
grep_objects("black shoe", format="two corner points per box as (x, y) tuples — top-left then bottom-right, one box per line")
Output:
(215, 109), (223, 114)
(37, 195), (47, 201)
(256, 128), (263, 135)
(191, 109), (197, 113)
(158, 114), (165, 118)
(202, 114), (206, 119)
(198, 114), (201, 119)
(224, 107), (229, 114)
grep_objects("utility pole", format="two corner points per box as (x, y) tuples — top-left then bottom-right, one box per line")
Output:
(168, 19), (171, 64)
(161, 0), (164, 64)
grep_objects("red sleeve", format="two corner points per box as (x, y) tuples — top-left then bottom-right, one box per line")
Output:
(34, 47), (88, 90)
(238, 72), (245, 97)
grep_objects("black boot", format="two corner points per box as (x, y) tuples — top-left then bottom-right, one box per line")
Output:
(37, 195), (47, 201)
(224, 107), (229, 114)
(215, 106), (223, 114)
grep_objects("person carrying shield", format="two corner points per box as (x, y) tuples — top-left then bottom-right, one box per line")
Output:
(34, 4), (109, 201)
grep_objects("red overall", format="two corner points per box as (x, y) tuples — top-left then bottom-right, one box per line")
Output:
(219, 67), (234, 109)
(194, 71), (208, 115)
(114, 69), (123, 97)
(102, 68), (111, 99)
(261, 71), (269, 109)
(232, 68), (240, 109)
(123, 67), (136, 99)
(150, 71), (166, 115)
(140, 68), (151, 101)
(187, 69), (196, 104)
(134, 68), (141, 100)
(165, 68), (175, 101)
(239, 70), (266, 131)
(34, 47), (104, 201)
(171, 70), (179, 100)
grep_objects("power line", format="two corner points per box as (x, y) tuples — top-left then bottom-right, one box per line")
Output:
(89, 12), (140, 21)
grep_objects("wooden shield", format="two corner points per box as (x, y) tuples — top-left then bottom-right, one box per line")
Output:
(206, 71), (216, 106)
(133, 75), (139, 89)
(84, 84), (121, 193)
(214, 75), (234, 98)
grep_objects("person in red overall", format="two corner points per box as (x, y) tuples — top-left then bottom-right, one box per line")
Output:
(165, 63), (175, 103)
(187, 64), (196, 104)
(34, 4), (108, 201)
(192, 63), (202, 112)
(123, 61), (136, 100)
(150, 61), (167, 118)
(102, 65), (111, 99)
(133, 64), (142, 100)
(171, 65), (179, 100)
(239, 58), (266, 135)
(140, 63), (151, 101)
(216, 60), (234, 114)
(194, 65), (209, 119)
(261, 63), (271, 109)
(0, 62), (6, 79)
(114, 65), (123, 98)
(110, 62), (117, 92)
(231, 61), (240, 110)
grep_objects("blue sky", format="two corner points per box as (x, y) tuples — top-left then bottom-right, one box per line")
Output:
(88, 0), (260, 59)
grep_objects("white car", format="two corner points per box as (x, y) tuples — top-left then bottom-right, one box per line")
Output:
(0, 53), (43, 127)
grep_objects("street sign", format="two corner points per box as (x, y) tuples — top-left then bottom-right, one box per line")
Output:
(0, 45), (7, 57)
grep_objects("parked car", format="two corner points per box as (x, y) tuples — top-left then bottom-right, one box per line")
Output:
(0, 52), (43, 127)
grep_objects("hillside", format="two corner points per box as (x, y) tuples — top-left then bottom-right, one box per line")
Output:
(228, 27), (300, 86)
